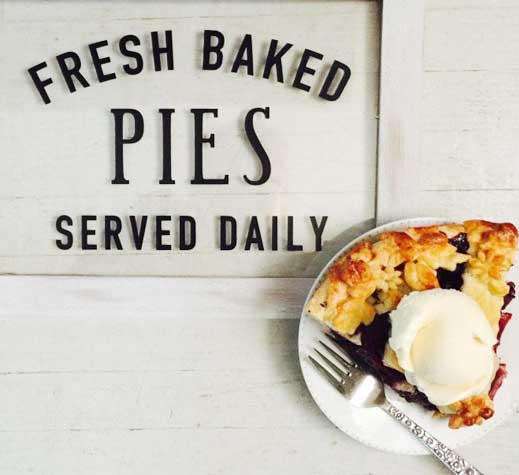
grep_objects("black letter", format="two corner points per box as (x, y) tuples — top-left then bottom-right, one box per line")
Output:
(179, 216), (196, 250)
(81, 215), (97, 250)
(89, 40), (117, 83)
(231, 34), (254, 76)
(111, 109), (144, 184)
(244, 216), (264, 251)
(151, 30), (174, 71)
(203, 30), (225, 70)
(287, 216), (303, 251)
(56, 215), (73, 250)
(310, 216), (328, 251)
(56, 51), (90, 93)
(155, 216), (171, 250)
(129, 215), (148, 250)
(292, 49), (323, 92)
(319, 61), (351, 101)
(104, 215), (123, 250)
(190, 108), (228, 185)
(263, 39), (293, 83)
(244, 107), (271, 186)
(28, 62), (53, 105)
(271, 216), (278, 251)
(220, 216), (237, 250)
(158, 109), (175, 184)
(119, 35), (144, 75)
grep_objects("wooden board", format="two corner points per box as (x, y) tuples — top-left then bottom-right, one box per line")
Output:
(417, 0), (519, 224)
(0, 0), (380, 277)
(1, 275), (518, 475)
(2, 1), (519, 475)
(376, 0), (424, 224)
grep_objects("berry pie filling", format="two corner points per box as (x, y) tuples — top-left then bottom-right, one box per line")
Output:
(305, 221), (518, 428)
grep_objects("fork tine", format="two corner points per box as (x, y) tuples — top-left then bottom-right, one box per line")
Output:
(314, 349), (350, 381)
(319, 340), (358, 372)
(324, 333), (359, 367)
(308, 355), (344, 393)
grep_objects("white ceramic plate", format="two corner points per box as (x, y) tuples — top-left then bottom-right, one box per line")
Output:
(298, 218), (519, 454)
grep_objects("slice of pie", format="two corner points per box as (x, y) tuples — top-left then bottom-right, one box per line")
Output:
(305, 220), (518, 428)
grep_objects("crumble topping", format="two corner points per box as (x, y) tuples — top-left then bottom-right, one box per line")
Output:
(462, 221), (518, 330)
(306, 220), (517, 337)
(305, 220), (518, 429)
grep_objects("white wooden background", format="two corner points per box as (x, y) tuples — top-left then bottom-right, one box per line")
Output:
(0, 0), (379, 277)
(2, 1), (519, 474)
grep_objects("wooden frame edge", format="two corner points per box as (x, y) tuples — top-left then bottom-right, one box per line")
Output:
(376, 0), (425, 225)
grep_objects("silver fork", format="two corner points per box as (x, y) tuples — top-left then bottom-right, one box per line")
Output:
(309, 335), (485, 475)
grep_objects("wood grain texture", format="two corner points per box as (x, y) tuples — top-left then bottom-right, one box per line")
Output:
(0, 193), (374, 277)
(376, 0), (424, 224)
(415, 0), (519, 225)
(2, 1), (519, 474)
(0, 0), (380, 277)
(1, 275), (518, 475)
(0, 275), (312, 320)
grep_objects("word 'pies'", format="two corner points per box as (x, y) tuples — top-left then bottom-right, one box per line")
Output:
(305, 220), (518, 429)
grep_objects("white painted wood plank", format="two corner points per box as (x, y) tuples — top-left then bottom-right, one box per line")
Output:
(410, 189), (519, 223)
(3, 0), (378, 23)
(425, 3), (519, 72)
(0, 295), (517, 474)
(0, 276), (312, 319)
(422, 71), (519, 134)
(0, 192), (374, 277)
(0, 421), (517, 475)
(426, 0), (519, 12)
(420, 127), (519, 192)
(412, 1), (519, 226)
(0, 0), (379, 277)
(376, 0), (424, 224)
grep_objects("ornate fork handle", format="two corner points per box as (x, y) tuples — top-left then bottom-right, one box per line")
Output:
(383, 404), (484, 475)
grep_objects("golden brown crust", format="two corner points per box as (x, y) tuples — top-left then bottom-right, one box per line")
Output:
(446, 395), (494, 429)
(305, 220), (517, 336)
(304, 220), (518, 428)
(462, 221), (518, 330)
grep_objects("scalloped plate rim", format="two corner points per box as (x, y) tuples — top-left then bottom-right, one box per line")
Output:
(298, 217), (517, 455)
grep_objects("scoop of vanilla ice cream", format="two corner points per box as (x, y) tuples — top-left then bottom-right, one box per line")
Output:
(389, 289), (498, 407)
